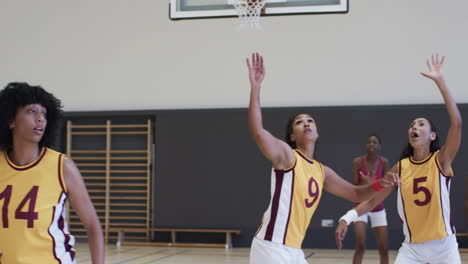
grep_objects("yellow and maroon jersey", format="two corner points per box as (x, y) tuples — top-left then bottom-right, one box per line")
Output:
(397, 150), (455, 243)
(255, 149), (325, 249)
(0, 148), (76, 264)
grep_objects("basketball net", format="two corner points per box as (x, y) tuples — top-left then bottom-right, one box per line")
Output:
(228, 0), (266, 30)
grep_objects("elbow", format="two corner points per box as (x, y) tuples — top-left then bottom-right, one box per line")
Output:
(249, 130), (262, 141)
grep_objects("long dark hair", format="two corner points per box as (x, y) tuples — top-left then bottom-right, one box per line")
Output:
(285, 114), (300, 149)
(0, 82), (63, 150)
(400, 117), (440, 160)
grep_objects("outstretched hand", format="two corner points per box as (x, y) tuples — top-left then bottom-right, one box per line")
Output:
(360, 171), (376, 184)
(335, 220), (348, 249)
(421, 53), (445, 82)
(379, 171), (401, 188)
(246, 52), (265, 88)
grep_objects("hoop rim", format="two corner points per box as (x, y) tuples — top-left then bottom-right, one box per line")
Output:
(228, 0), (286, 3)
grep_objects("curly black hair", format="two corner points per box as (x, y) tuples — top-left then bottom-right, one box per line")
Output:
(0, 82), (63, 150)
(400, 117), (440, 160)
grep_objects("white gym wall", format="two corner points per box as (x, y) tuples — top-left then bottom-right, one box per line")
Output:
(0, 0), (467, 111)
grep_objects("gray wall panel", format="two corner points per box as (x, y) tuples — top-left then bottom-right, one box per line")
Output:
(64, 104), (468, 249)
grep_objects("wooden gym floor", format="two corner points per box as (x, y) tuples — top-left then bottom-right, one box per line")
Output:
(75, 243), (468, 264)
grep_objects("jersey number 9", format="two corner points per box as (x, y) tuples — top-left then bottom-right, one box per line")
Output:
(305, 177), (320, 208)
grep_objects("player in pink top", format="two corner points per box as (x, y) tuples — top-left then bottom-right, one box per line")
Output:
(351, 134), (390, 264)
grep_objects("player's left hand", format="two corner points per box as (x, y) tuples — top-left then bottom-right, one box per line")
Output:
(246, 52), (265, 89)
(335, 220), (348, 249)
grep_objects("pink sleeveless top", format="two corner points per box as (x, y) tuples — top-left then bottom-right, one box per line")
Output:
(354, 156), (385, 212)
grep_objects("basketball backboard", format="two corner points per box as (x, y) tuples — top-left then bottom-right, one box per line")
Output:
(169, 0), (348, 20)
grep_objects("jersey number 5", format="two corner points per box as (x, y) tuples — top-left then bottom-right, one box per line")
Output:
(0, 185), (39, 228)
(305, 177), (320, 208)
(413, 177), (431, 206)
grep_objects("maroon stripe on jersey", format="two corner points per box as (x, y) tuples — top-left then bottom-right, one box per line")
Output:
(295, 149), (314, 165)
(48, 192), (75, 263)
(409, 152), (434, 165)
(5, 148), (47, 171)
(57, 154), (67, 195)
(48, 202), (62, 264)
(445, 177), (455, 233)
(438, 173), (449, 237)
(264, 170), (286, 241)
(450, 208), (455, 233)
(64, 233), (73, 254)
(58, 201), (76, 261)
(399, 163), (412, 242)
(283, 171), (295, 244)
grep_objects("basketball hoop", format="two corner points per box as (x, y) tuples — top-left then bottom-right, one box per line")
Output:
(228, 0), (287, 30)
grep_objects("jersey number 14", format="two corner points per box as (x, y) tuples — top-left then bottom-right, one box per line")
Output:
(0, 185), (39, 228)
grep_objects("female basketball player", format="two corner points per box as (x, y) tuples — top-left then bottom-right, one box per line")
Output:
(246, 52), (400, 264)
(350, 134), (390, 264)
(335, 54), (462, 263)
(0, 83), (104, 264)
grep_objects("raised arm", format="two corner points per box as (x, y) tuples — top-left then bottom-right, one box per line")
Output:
(323, 165), (398, 203)
(64, 157), (104, 264)
(420, 54), (462, 174)
(247, 53), (295, 170)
